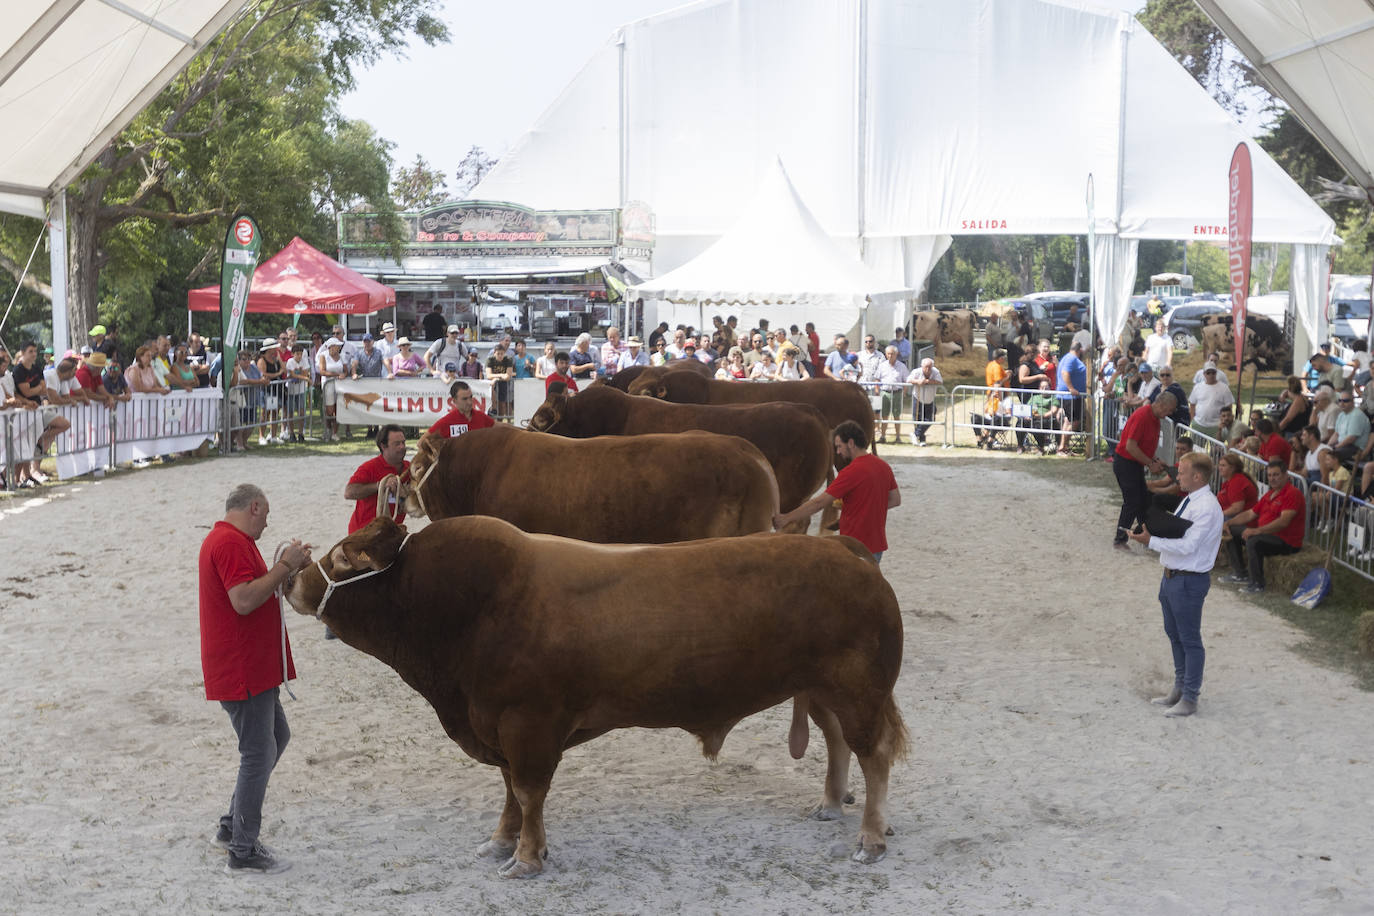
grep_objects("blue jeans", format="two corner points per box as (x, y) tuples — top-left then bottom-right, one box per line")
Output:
(219, 688), (290, 856)
(1158, 573), (1209, 702)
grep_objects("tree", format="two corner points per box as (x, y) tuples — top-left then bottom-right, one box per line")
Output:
(0, 0), (447, 347)
(1136, 0), (1262, 121)
(392, 155), (449, 209)
(454, 146), (498, 197)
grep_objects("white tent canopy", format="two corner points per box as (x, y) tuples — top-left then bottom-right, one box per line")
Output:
(1194, 0), (1374, 198)
(474, 0), (1338, 365)
(629, 159), (913, 344)
(1, 0), (250, 351)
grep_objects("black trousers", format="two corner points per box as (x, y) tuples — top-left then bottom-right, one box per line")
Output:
(1113, 457), (1150, 542)
(1225, 524), (1301, 586)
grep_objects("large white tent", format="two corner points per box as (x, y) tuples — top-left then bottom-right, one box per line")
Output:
(473, 0), (1338, 365)
(630, 159), (913, 343)
(0, 0), (251, 352)
(1194, 0), (1374, 200)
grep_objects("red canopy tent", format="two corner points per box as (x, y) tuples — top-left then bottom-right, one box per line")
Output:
(187, 236), (394, 314)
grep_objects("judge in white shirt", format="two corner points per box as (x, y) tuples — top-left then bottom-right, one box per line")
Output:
(1128, 451), (1223, 718)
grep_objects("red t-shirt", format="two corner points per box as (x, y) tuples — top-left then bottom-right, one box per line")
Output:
(1258, 434), (1292, 466)
(1115, 404), (1161, 463)
(348, 454), (411, 533)
(426, 405), (495, 439)
(825, 454), (898, 554)
(1218, 473), (1258, 514)
(807, 331), (821, 365)
(544, 371), (578, 394)
(1254, 483), (1305, 547)
(74, 364), (105, 391)
(198, 521), (295, 701)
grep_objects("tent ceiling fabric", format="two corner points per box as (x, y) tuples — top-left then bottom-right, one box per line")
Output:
(1193, 0), (1374, 196)
(472, 0), (1335, 272)
(186, 236), (396, 315)
(0, 0), (251, 219)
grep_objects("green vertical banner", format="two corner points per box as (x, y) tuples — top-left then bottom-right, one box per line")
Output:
(219, 213), (262, 392)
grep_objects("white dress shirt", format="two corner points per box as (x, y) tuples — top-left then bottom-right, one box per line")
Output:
(1148, 486), (1223, 573)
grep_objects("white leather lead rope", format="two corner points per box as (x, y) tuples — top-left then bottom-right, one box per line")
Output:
(313, 532), (414, 620)
(270, 542), (298, 701)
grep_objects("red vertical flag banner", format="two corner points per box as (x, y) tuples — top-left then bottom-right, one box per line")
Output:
(1227, 143), (1253, 397)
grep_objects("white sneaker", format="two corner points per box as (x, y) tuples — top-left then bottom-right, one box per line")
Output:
(258, 435), (268, 446)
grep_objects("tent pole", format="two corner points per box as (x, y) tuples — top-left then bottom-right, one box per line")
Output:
(48, 190), (70, 356)
(855, 0), (869, 259)
(617, 29), (628, 208)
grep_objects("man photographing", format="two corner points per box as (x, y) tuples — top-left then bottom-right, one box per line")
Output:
(1128, 452), (1223, 718)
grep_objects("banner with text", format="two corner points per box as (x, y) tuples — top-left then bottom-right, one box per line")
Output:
(333, 378), (548, 429)
(1227, 143), (1253, 387)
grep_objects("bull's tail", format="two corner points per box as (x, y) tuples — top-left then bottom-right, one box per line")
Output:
(758, 452), (781, 522)
(877, 694), (910, 764)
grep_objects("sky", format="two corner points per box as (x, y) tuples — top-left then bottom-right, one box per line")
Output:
(339, 0), (1146, 193)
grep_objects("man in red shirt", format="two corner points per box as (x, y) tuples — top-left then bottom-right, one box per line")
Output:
(772, 420), (901, 562)
(1112, 391), (1176, 549)
(426, 380), (495, 440)
(544, 351), (578, 394)
(199, 483), (311, 875)
(74, 351), (115, 408)
(345, 424), (411, 533)
(1223, 459), (1305, 593)
(1254, 418), (1292, 467)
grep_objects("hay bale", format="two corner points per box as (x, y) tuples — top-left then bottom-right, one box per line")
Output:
(1266, 547), (1325, 596)
(1356, 612), (1374, 657)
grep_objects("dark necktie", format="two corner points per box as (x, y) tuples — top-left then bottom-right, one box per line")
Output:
(1175, 495), (1190, 516)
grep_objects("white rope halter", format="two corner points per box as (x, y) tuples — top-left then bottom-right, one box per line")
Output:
(271, 541), (298, 701)
(407, 458), (440, 519)
(313, 532), (413, 620)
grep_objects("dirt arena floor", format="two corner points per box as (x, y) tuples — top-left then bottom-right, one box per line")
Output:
(3, 448), (1374, 914)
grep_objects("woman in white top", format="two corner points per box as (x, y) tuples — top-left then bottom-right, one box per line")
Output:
(749, 349), (778, 381)
(318, 340), (348, 442)
(534, 341), (558, 379)
(775, 345), (810, 380)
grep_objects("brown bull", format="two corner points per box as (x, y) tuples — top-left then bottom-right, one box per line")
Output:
(620, 368), (875, 453)
(527, 385), (832, 530)
(285, 516), (907, 877)
(605, 358), (714, 391)
(403, 424), (778, 540)
(912, 309), (976, 353)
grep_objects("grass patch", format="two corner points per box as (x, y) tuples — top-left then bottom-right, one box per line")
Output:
(905, 451), (1374, 690)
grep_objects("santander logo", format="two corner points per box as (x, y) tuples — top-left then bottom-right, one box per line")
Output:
(234, 219), (254, 245)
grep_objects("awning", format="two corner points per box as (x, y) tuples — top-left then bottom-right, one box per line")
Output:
(187, 236), (394, 314)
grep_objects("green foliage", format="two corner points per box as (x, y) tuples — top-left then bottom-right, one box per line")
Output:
(1136, 0), (1261, 120)
(454, 146), (499, 198)
(392, 156), (449, 209)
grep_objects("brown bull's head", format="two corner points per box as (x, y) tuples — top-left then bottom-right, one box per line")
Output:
(401, 436), (441, 517)
(527, 392), (569, 433)
(284, 517), (409, 618)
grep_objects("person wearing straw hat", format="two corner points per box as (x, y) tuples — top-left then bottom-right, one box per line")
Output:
(317, 338), (349, 442)
(75, 351), (116, 408)
(256, 338), (286, 445)
(200, 483), (312, 874)
(617, 336), (649, 372)
(376, 322), (400, 363)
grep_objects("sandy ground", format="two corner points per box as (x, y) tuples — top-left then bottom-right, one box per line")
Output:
(3, 449), (1374, 914)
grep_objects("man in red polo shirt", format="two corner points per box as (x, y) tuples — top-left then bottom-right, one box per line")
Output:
(1254, 418), (1292, 467)
(544, 350), (579, 394)
(771, 420), (901, 562)
(426, 380), (495, 440)
(74, 351), (115, 408)
(1112, 391), (1176, 549)
(1223, 459), (1305, 593)
(199, 483), (311, 875)
(345, 424), (410, 533)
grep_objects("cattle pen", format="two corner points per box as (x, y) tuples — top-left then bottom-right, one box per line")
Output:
(3, 450), (1374, 912)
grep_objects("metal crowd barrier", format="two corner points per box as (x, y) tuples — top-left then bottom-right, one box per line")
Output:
(1308, 481), (1374, 577)
(1, 390), (222, 489)
(226, 378), (317, 448)
(945, 384), (1091, 452)
(853, 380), (949, 445)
